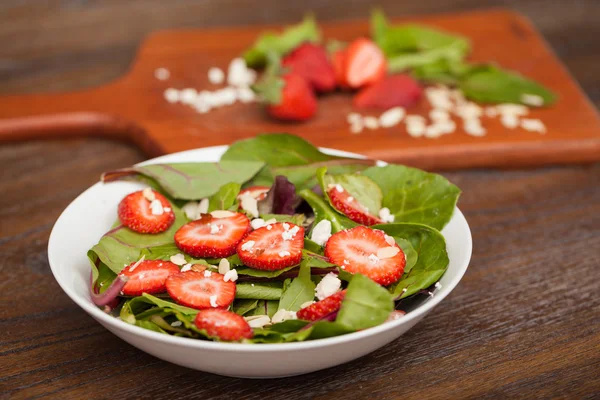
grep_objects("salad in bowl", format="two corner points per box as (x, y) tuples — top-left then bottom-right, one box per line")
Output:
(87, 133), (461, 344)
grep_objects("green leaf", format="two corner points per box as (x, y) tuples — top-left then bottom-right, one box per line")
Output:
(207, 182), (241, 212)
(235, 264), (299, 278)
(395, 238), (418, 274)
(459, 64), (556, 106)
(88, 206), (188, 274)
(373, 223), (449, 298)
(388, 40), (470, 73)
(301, 250), (336, 269)
(362, 165), (460, 230)
(320, 169), (383, 216)
(232, 299), (259, 316)
(140, 293), (199, 315)
(336, 274), (394, 330)
(243, 15), (321, 68)
(309, 321), (354, 340)
(278, 262), (315, 311)
(299, 189), (357, 234)
(260, 213), (306, 226)
(304, 238), (324, 254)
(103, 161), (265, 200)
(235, 282), (283, 300)
(247, 300), (279, 318)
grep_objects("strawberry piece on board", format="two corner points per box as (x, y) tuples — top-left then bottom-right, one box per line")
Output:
(282, 43), (337, 93)
(353, 74), (423, 110)
(344, 38), (387, 88)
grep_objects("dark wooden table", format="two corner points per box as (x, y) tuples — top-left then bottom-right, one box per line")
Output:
(1, 1), (599, 399)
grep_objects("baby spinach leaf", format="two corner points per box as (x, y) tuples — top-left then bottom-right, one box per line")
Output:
(207, 182), (241, 212)
(460, 64), (556, 106)
(236, 282), (283, 300)
(260, 213), (306, 225)
(135, 320), (168, 334)
(308, 321), (355, 340)
(373, 223), (449, 298)
(269, 319), (309, 333)
(103, 161), (264, 200)
(336, 274), (394, 330)
(299, 189), (357, 234)
(88, 205), (187, 274)
(232, 299), (259, 316)
(395, 238), (418, 274)
(235, 264), (299, 278)
(304, 238), (324, 254)
(243, 15), (321, 68)
(301, 250), (336, 269)
(278, 262), (315, 311)
(140, 293), (199, 315)
(319, 168), (383, 216)
(247, 300), (280, 318)
(362, 165), (460, 230)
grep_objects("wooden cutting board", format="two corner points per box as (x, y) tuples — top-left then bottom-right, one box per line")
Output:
(1, 9), (599, 170)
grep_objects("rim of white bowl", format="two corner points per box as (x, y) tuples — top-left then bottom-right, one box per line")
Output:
(48, 145), (472, 352)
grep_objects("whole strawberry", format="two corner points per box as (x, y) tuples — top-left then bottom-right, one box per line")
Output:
(282, 43), (336, 93)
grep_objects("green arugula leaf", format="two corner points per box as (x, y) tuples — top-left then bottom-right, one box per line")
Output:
(373, 223), (449, 298)
(336, 274), (394, 330)
(278, 262), (315, 311)
(319, 168), (383, 216)
(207, 182), (241, 212)
(102, 161), (264, 200)
(362, 165), (460, 230)
(299, 189), (358, 234)
(459, 64), (556, 106)
(243, 15), (321, 68)
(236, 282), (283, 300)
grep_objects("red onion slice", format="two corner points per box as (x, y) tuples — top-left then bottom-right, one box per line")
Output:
(89, 271), (128, 307)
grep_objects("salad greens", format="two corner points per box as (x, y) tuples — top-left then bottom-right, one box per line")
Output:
(90, 133), (458, 343)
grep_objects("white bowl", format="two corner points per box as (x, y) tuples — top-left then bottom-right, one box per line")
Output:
(48, 146), (472, 378)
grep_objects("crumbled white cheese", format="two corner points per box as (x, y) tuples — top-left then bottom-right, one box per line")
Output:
(209, 295), (219, 308)
(425, 87), (453, 110)
(377, 246), (400, 259)
(241, 240), (255, 251)
(208, 67), (225, 85)
(182, 201), (199, 220)
(384, 234), (395, 246)
(164, 207), (171, 212)
(209, 224), (222, 234)
(198, 198), (209, 214)
(164, 88), (180, 103)
(180, 263), (192, 272)
(264, 218), (277, 225)
(310, 220), (332, 246)
(335, 184), (344, 193)
(485, 107), (499, 118)
(347, 196), (354, 202)
(142, 187), (156, 202)
(521, 118), (546, 134)
(236, 86), (256, 103)
(281, 225), (300, 241)
(218, 258), (230, 274)
(350, 120), (364, 134)
(227, 58), (256, 87)
(239, 194), (259, 218)
(521, 93), (544, 107)
(271, 309), (297, 324)
(347, 112), (362, 123)
(278, 250), (291, 258)
(368, 253), (380, 264)
(170, 253), (186, 266)
(223, 269), (238, 282)
(343, 259), (349, 265)
(378, 207), (395, 223)
(128, 255), (145, 272)
(315, 273), (341, 300)
(180, 88), (198, 105)
(430, 109), (450, 121)
(210, 210), (235, 218)
(154, 67), (170, 81)
(463, 119), (486, 137)
(425, 124), (443, 139)
(245, 315), (271, 328)
(251, 218), (265, 230)
(266, 225), (273, 230)
(496, 103), (528, 117)
(500, 114), (520, 129)
(434, 120), (457, 135)
(363, 116), (380, 130)
(149, 199), (164, 215)
(379, 107), (405, 128)
(455, 102), (483, 120)
(282, 223), (290, 230)
(170, 320), (183, 327)
(435, 282), (443, 290)
(203, 270), (212, 277)
(405, 115), (426, 124)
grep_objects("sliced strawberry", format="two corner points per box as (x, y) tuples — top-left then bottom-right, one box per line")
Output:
(325, 226), (406, 286)
(344, 38), (387, 89)
(174, 212), (250, 258)
(117, 190), (175, 234)
(282, 43), (336, 93)
(331, 49), (350, 89)
(238, 186), (270, 201)
(118, 260), (180, 296)
(194, 309), (253, 341)
(236, 222), (304, 271)
(327, 186), (382, 226)
(354, 74), (423, 110)
(165, 271), (236, 310)
(267, 73), (317, 122)
(297, 290), (347, 321)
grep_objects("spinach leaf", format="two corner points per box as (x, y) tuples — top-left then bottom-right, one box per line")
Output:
(235, 264), (299, 278)
(395, 238), (418, 274)
(207, 182), (241, 212)
(373, 223), (449, 298)
(260, 213), (306, 225)
(232, 299), (259, 316)
(309, 321), (355, 340)
(88, 205), (187, 274)
(299, 189), (357, 234)
(247, 300), (279, 318)
(102, 161), (264, 200)
(140, 293), (199, 315)
(236, 282), (283, 300)
(459, 64), (556, 106)
(362, 165), (460, 230)
(278, 262), (315, 311)
(301, 250), (336, 269)
(304, 238), (324, 254)
(336, 274), (394, 330)
(319, 168), (383, 216)
(243, 15), (321, 68)
(388, 40), (469, 73)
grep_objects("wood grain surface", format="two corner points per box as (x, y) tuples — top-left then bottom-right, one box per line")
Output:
(1, 1), (599, 399)
(1, 9), (600, 170)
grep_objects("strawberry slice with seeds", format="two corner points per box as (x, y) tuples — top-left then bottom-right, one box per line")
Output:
(194, 309), (253, 341)
(236, 222), (304, 271)
(327, 185), (382, 226)
(166, 271), (236, 310)
(325, 226), (406, 286)
(297, 290), (347, 321)
(118, 260), (180, 296)
(118, 190), (175, 234)
(331, 49), (350, 89)
(344, 38), (387, 89)
(354, 74), (423, 110)
(175, 212), (250, 258)
(238, 186), (270, 201)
